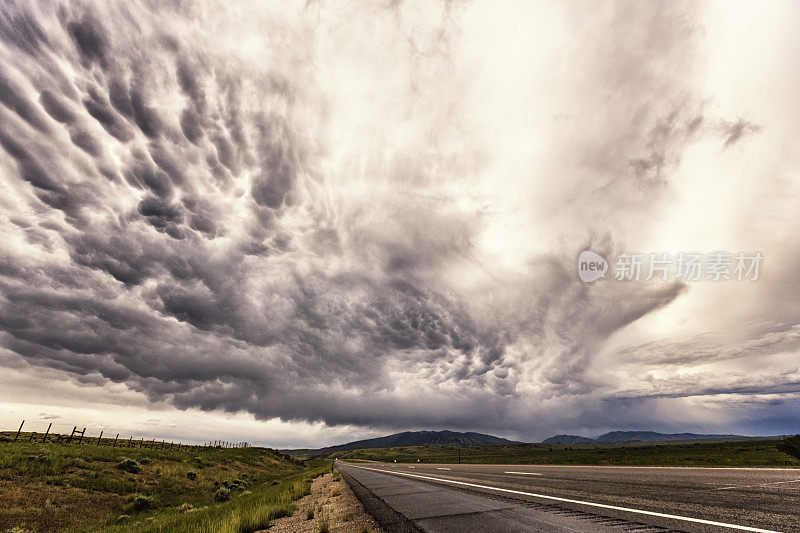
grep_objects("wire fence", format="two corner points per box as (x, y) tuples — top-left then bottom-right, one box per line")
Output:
(1, 419), (251, 450)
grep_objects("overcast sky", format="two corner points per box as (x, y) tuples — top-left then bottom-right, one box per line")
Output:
(1, 0), (799, 447)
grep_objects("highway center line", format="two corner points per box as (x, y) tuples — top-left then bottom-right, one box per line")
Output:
(343, 463), (782, 533)
(505, 471), (543, 476)
(436, 467), (451, 470)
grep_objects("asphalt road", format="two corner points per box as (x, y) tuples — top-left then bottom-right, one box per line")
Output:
(337, 460), (800, 533)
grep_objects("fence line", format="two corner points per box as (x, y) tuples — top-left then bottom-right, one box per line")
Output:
(3, 419), (251, 450)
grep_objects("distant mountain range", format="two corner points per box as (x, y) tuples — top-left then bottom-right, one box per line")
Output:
(285, 429), (748, 457)
(541, 431), (744, 445)
(285, 430), (518, 456)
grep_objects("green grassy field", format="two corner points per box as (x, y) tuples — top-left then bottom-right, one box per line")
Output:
(0, 438), (331, 532)
(334, 438), (800, 467)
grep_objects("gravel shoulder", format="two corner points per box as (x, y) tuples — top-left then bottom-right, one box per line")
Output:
(264, 470), (384, 533)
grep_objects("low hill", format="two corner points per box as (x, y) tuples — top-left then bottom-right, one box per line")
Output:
(0, 436), (329, 532)
(541, 434), (595, 445)
(542, 431), (744, 445)
(286, 430), (518, 457)
(334, 437), (796, 467)
(596, 431), (743, 443)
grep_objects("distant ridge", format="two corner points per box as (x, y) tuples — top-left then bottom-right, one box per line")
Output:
(542, 431), (744, 445)
(285, 430), (518, 456)
(541, 434), (595, 445)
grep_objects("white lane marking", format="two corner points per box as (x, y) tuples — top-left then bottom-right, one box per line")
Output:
(436, 467), (451, 470)
(495, 465), (800, 471)
(344, 463), (782, 533)
(717, 479), (800, 490)
(367, 462), (800, 472)
(505, 471), (543, 476)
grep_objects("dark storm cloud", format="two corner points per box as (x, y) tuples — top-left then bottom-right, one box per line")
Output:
(82, 86), (134, 142)
(628, 108), (705, 185)
(129, 88), (163, 138)
(66, 10), (109, 66)
(126, 155), (173, 198)
(615, 322), (800, 367)
(0, 0), (795, 441)
(180, 108), (203, 144)
(719, 117), (762, 149)
(0, 70), (52, 134)
(39, 90), (77, 124)
(0, 4), (51, 56)
(251, 119), (301, 209)
(12, 1), (485, 413)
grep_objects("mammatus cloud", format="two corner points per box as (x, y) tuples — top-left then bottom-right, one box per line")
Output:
(1, 0), (799, 442)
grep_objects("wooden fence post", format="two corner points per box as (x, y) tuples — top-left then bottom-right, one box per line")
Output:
(67, 426), (77, 444)
(97, 430), (103, 446)
(13, 420), (24, 442)
(77, 428), (86, 444)
(42, 423), (52, 443)
(112, 434), (119, 447)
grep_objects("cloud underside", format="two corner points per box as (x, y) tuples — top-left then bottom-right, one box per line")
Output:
(0, 0), (798, 438)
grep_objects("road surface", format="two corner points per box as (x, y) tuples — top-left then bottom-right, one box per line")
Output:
(337, 460), (800, 532)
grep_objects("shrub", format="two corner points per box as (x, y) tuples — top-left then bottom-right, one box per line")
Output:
(306, 506), (315, 520)
(318, 516), (330, 533)
(127, 495), (154, 512)
(186, 471), (197, 480)
(777, 435), (800, 461)
(116, 458), (141, 474)
(213, 486), (231, 503)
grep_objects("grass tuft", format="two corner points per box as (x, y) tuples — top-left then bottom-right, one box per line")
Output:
(318, 514), (330, 533)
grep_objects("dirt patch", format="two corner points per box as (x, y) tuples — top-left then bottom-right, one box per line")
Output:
(265, 471), (384, 533)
